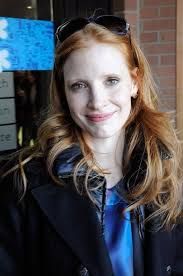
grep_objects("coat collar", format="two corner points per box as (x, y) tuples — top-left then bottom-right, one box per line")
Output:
(54, 144), (84, 178)
(53, 137), (172, 186)
(27, 160), (113, 276)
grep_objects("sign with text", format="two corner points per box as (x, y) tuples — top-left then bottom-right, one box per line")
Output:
(0, 17), (54, 71)
(0, 72), (14, 98)
(0, 124), (17, 151)
(0, 98), (16, 124)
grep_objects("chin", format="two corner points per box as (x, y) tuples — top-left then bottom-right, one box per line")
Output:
(90, 130), (120, 139)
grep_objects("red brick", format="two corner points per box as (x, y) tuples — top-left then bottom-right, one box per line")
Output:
(125, 13), (137, 26)
(143, 0), (176, 6)
(143, 19), (175, 31)
(159, 96), (175, 103)
(159, 95), (175, 102)
(140, 7), (159, 18)
(161, 102), (176, 112)
(161, 88), (175, 96)
(140, 32), (158, 42)
(159, 30), (175, 42)
(160, 55), (175, 65)
(160, 6), (176, 17)
(143, 43), (175, 54)
(131, 26), (138, 38)
(153, 65), (175, 76)
(160, 91), (175, 99)
(159, 106), (175, 114)
(160, 88), (176, 106)
(146, 55), (159, 65)
(124, 0), (137, 11)
(159, 77), (175, 88)
(123, 0), (176, 110)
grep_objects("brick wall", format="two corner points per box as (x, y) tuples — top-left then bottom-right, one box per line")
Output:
(113, 0), (176, 114)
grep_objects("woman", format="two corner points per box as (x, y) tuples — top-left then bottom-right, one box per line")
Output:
(0, 15), (183, 276)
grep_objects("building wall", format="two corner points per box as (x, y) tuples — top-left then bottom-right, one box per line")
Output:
(113, 0), (176, 114)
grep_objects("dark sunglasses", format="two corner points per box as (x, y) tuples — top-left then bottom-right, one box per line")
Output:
(56, 15), (130, 43)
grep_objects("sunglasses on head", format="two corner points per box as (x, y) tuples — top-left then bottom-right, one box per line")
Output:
(56, 15), (130, 43)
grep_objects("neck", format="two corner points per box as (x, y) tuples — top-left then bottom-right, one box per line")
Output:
(83, 130), (125, 188)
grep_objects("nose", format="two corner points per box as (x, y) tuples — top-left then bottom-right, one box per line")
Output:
(87, 84), (107, 110)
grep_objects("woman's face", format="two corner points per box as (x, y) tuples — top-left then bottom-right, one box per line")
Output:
(63, 42), (138, 140)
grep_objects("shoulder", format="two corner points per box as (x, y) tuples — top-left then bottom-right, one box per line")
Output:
(25, 157), (50, 189)
(0, 157), (50, 203)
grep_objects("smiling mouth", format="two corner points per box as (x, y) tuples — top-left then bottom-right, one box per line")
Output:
(86, 112), (115, 122)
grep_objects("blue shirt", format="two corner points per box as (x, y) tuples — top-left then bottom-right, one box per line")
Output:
(104, 185), (134, 276)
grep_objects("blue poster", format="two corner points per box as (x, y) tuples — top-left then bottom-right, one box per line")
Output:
(0, 17), (54, 71)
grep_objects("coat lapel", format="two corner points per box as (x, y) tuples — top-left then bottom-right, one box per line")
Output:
(30, 180), (113, 276)
(143, 209), (174, 276)
(131, 216), (144, 276)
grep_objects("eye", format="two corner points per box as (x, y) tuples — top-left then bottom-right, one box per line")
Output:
(105, 78), (120, 86)
(71, 81), (88, 91)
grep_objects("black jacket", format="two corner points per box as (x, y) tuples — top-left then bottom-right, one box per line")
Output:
(0, 146), (183, 276)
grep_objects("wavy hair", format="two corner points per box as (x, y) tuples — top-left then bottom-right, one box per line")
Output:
(3, 23), (183, 229)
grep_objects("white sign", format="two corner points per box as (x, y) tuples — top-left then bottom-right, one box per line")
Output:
(0, 124), (17, 151)
(0, 72), (14, 98)
(0, 98), (16, 124)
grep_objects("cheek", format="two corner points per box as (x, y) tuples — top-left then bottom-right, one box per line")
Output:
(112, 91), (132, 106)
(113, 82), (133, 101)
(66, 94), (85, 115)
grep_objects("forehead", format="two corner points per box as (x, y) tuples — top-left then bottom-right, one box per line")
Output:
(63, 43), (129, 79)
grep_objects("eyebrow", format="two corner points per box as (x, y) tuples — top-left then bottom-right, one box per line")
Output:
(66, 73), (121, 84)
(102, 73), (121, 77)
(65, 79), (88, 86)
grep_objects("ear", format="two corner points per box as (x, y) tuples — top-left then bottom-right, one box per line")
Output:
(130, 67), (139, 99)
(131, 82), (138, 99)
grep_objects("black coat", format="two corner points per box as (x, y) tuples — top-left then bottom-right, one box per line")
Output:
(0, 148), (183, 276)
